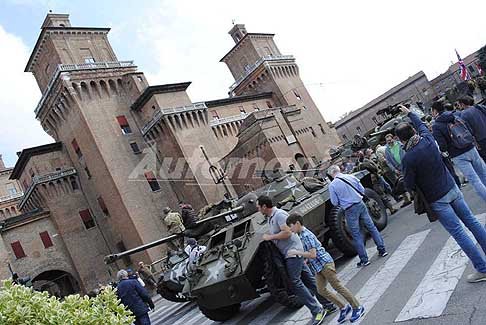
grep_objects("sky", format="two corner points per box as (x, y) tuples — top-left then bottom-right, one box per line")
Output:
(1, 0), (485, 167)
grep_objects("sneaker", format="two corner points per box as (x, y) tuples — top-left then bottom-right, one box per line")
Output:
(467, 272), (486, 283)
(323, 304), (337, 316)
(356, 260), (370, 267)
(350, 306), (365, 323)
(337, 304), (352, 323)
(379, 250), (388, 257)
(312, 308), (327, 325)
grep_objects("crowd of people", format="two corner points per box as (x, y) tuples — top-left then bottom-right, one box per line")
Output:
(256, 96), (486, 324)
(113, 96), (486, 325)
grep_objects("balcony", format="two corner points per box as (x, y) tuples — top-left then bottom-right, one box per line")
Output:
(19, 167), (77, 209)
(141, 103), (208, 135)
(229, 55), (294, 92)
(210, 113), (247, 127)
(35, 61), (136, 116)
(0, 192), (24, 204)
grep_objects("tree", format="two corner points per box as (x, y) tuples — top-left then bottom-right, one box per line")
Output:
(0, 280), (135, 325)
(478, 44), (486, 72)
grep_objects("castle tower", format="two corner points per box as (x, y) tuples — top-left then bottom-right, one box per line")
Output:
(221, 24), (341, 162)
(24, 13), (180, 264)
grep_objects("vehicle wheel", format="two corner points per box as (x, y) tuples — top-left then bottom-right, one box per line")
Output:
(364, 188), (388, 231)
(157, 282), (190, 303)
(198, 303), (240, 321)
(260, 242), (303, 309)
(327, 206), (357, 257)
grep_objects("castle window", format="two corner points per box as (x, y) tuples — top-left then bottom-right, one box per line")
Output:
(117, 115), (132, 134)
(84, 166), (92, 179)
(239, 106), (246, 114)
(7, 187), (17, 195)
(71, 138), (83, 159)
(319, 123), (326, 134)
(79, 209), (96, 229)
(266, 101), (273, 108)
(84, 57), (95, 64)
(310, 126), (316, 137)
(212, 111), (220, 120)
(70, 178), (78, 190)
(98, 196), (109, 216)
(144, 171), (160, 192)
(253, 104), (260, 111)
(11, 241), (26, 259)
(294, 91), (302, 101)
(39, 231), (53, 248)
(130, 142), (141, 154)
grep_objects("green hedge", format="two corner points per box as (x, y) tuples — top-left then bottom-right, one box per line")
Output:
(0, 280), (135, 325)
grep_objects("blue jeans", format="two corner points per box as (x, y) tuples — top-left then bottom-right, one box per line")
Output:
(344, 201), (386, 262)
(452, 147), (486, 202)
(286, 257), (322, 315)
(430, 185), (486, 273)
(135, 313), (151, 325)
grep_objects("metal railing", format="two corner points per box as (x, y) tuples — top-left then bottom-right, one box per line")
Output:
(141, 102), (208, 135)
(19, 167), (77, 209)
(35, 61), (136, 116)
(229, 55), (294, 92)
(0, 192), (24, 203)
(210, 113), (247, 127)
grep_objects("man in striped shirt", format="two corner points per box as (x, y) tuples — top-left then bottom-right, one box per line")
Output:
(286, 213), (365, 323)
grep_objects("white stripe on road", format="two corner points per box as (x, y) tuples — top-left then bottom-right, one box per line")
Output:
(396, 214), (486, 322)
(248, 303), (285, 324)
(335, 247), (377, 285)
(225, 295), (270, 324)
(347, 229), (431, 324)
(280, 248), (379, 324)
(172, 306), (204, 325)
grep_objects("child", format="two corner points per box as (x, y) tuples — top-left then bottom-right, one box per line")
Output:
(286, 213), (365, 323)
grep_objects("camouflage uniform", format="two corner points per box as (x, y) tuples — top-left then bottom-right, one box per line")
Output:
(163, 211), (185, 250)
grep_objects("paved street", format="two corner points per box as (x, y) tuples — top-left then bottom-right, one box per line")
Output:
(148, 185), (486, 325)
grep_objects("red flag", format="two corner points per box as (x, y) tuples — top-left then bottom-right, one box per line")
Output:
(455, 49), (471, 81)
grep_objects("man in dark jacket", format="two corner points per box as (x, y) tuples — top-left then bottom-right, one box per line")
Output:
(431, 101), (486, 202)
(396, 105), (486, 283)
(458, 96), (486, 162)
(116, 269), (154, 325)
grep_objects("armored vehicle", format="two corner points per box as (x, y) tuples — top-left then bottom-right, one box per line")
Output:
(105, 170), (387, 321)
(367, 103), (425, 148)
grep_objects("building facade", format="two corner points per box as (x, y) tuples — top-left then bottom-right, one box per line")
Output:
(430, 50), (481, 95)
(335, 71), (435, 142)
(334, 49), (483, 143)
(1, 14), (340, 294)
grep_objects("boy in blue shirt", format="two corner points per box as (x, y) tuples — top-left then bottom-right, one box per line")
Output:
(286, 213), (365, 323)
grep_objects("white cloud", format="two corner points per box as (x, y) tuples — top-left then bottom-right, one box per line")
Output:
(133, 0), (486, 123)
(0, 25), (53, 168)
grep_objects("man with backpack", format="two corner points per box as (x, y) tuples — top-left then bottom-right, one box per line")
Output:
(396, 105), (486, 283)
(431, 101), (486, 202)
(458, 96), (486, 162)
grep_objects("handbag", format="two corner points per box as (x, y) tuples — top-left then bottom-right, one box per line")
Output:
(413, 187), (438, 222)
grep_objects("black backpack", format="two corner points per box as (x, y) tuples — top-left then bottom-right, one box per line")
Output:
(447, 116), (474, 149)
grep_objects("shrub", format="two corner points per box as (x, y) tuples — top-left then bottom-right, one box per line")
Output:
(0, 280), (135, 325)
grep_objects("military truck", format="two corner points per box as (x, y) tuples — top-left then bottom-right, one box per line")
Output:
(105, 170), (387, 321)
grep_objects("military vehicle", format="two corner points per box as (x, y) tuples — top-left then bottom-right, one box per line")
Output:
(105, 170), (387, 321)
(367, 102), (425, 148)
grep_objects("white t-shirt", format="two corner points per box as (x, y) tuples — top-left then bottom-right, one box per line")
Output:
(184, 244), (207, 271)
